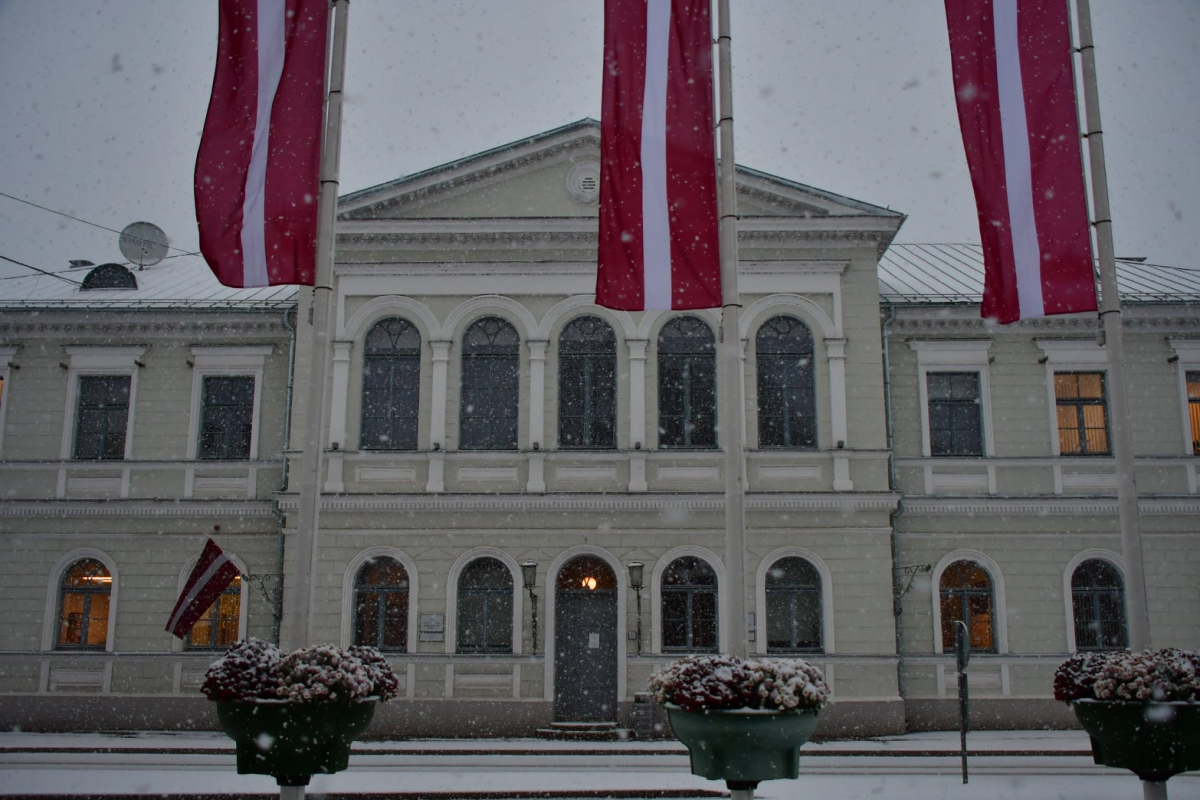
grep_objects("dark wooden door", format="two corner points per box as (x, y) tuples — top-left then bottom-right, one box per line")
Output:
(553, 557), (618, 722)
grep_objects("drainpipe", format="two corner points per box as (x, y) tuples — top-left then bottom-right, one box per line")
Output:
(881, 302), (908, 713)
(268, 304), (299, 645)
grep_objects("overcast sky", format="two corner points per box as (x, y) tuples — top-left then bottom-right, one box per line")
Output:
(1, 0), (1197, 281)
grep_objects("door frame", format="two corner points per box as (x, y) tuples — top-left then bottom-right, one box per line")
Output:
(543, 545), (627, 705)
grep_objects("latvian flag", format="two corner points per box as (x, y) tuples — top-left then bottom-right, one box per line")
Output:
(596, 0), (722, 311)
(195, 0), (330, 288)
(945, 0), (1098, 324)
(166, 539), (242, 639)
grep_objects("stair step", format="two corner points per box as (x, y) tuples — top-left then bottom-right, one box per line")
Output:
(535, 722), (631, 741)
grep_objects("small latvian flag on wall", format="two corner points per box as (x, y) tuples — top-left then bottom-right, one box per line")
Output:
(166, 539), (241, 639)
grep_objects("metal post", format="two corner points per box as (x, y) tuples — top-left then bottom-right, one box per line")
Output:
(716, 0), (747, 662)
(1073, 0), (1151, 653)
(955, 620), (970, 784)
(282, 0), (351, 654)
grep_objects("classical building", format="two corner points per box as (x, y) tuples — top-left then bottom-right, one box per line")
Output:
(1, 120), (1196, 736)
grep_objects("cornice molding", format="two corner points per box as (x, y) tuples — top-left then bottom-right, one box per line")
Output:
(0, 501), (276, 518)
(900, 497), (1200, 515)
(275, 492), (900, 515)
(889, 308), (1200, 334)
(0, 317), (289, 338)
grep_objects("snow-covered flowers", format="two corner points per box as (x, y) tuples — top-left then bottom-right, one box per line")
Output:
(1054, 648), (1200, 703)
(201, 638), (400, 704)
(649, 655), (830, 713)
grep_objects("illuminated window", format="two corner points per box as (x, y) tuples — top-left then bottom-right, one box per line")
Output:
(658, 317), (717, 449)
(661, 556), (718, 652)
(354, 557), (409, 652)
(1054, 372), (1110, 455)
(558, 316), (616, 449)
(460, 318), (520, 450)
(74, 375), (130, 460)
(457, 557), (513, 653)
(765, 557), (823, 653)
(757, 316), (816, 449)
(361, 318), (421, 450)
(1071, 559), (1128, 651)
(939, 560), (995, 653)
(57, 559), (111, 649)
(186, 575), (241, 649)
(1188, 371), (1200, 456)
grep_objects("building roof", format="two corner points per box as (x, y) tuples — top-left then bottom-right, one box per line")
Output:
(879, 243), (1200, 305)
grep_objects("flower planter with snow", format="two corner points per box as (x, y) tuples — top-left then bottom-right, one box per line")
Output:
(1055, 648), (1200, 783)
(202, 639), (399, 786)
(650, 655), (829, 790)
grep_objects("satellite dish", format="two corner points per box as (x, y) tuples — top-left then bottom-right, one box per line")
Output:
(119, 221), (169, 268)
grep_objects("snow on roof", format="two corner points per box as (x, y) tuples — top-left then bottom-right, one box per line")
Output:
(880, 243), (1200, 304)
(0, 254), (297, 310)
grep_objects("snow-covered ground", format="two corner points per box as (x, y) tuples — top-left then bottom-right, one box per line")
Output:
(2, 729), (1198, 799)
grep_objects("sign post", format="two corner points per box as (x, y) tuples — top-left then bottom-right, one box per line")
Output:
(955, 620), (970, 784)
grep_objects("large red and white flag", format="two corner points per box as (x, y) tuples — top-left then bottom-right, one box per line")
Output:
(596, 0), (721, 311)
(195, 0), (330, 288)
(166, 539), (242, 639)
(945, 0), (1098, 324)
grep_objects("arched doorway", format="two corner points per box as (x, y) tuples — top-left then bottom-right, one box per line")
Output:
(553, 555), (618, 722)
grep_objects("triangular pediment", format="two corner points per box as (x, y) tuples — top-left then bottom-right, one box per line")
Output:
(337, 119), (902, 223)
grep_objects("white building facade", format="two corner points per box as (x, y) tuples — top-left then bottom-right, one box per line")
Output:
(0, 121), (1196, 736)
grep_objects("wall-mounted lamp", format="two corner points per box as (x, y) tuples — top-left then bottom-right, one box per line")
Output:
(627, 561), (644, 655)
(522, 560), (539, 655)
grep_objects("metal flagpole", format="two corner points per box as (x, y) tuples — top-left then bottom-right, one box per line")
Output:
(715, 0), (748, 667)
(1074, 7), (1159, 799)
(282, 0), (351, 655)
(1072, 0), (1151, 652)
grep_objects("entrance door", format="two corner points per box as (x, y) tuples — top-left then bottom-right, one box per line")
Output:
(553, 555), (618, 722)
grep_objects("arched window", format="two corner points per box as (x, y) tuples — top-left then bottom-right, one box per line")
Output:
(558, 316), (617, 449)
(1071, 559), (1128, 651)
(757, 316), (816, 448)
(765, 557), (823, 653)
(460, 318), (520, 450)
(662, 556), (718, 652)
(939, 560), (996, 653)
(57, 559), (111, 649)
(186, 575), (242, 650)
(457, 557), (513, 653)
(658, 317), (716, 449)
(361, 318), (421, 450)
(354, 557), (410, 652)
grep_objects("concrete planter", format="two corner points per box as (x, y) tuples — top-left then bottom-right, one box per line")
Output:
(665, 704), (819, 789)
(1072, 700), (1200, 782)
(214, 699), (377, 786)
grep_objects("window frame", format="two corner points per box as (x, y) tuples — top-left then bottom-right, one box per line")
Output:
(458, 317), (521, 451)
(444, 549), (523, 655)
(1168, 339), (1200, 458)
(184, 576), (244, 651)
(340, 548), (419, 652)
(455, 556), (516, 654)
(42, 549), (119, 652)
(359, 317), (422, 452)
(557, 315), (618, 450)
(59, 347), (147, 462)
(762, 556), (825, 654)
(755, 315), (818, 450)
(171, 549), (248, 652)
(930, 550), (1008, 655)
(754, 548), (835, 655)
(658, 554), (720, 654)
(1064, 551), (1129, 653)
(909, 340), (994, 458)
(656, 316), (718, 450)
(186, 347), (270, 461)
(1035, 339), (1111, 457)
(352, 555), (411, 653)
(1053, 371), (1111, 456)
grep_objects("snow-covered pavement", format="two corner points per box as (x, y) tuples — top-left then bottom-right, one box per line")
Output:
(2, 729), (1198, 799)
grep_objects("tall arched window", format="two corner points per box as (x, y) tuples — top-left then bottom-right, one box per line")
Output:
(360, 318), (421, 450)
(1071, 559), (1128, 651)
(757, 315), (816, 448)
(939, 560), (996, 653)
(658, 317), (716, 449)
(186, 575), (241, 649)
(457, 557), (513, 653)
(57, 559), (111, 649)
(460, 318), (520, 450)
(558, 316), (617, 449)
(354, 557), (410, 652)
(765, 557), (823, 653)
(662, 556), (718, 652)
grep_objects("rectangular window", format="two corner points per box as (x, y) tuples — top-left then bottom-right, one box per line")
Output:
(927, 372), (983, 456)
(1054, 372), (1110, 455)
(74, 375), (131, 460)
(1188, 371), (1200, 456)
(199, 376), (254, 460)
